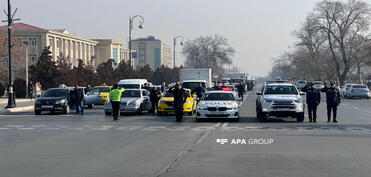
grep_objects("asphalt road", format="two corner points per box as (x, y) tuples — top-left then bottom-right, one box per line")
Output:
(0, 93), (371, 177)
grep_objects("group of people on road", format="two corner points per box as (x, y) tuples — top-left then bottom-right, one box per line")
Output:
(27, 81), (42, 99)
(301, 82), (341, 123)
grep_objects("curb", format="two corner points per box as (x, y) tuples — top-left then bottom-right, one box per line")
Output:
(0, 99), (34, 104)
(0, 106), (34, 114)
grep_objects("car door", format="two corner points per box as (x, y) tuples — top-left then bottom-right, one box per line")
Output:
(142, 90), (151, 110)
(85, 89), (101, 104)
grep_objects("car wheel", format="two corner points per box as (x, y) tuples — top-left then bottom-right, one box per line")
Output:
(196, 117), (202, 122)
(63, 106), (70, 114)
(35, 110), (41, 115)
(105, 111), (111, 116)
(297, 113), (304, 122)
(137, 105), (143, 114)
(88, 104), (93, 108)
(188, 111), (193, 116)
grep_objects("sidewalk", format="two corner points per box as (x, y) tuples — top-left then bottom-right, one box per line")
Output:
(0, 98), (35, 114)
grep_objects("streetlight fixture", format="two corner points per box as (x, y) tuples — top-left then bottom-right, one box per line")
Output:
(128, 15), (144, 68)
(23, 41), (29, 98)
(173, 35), (184, 68)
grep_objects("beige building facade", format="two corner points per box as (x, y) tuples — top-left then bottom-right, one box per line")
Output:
(131, 36), (172, 70)
(0, 23), (98, 68)
(93, 39), (133, 67)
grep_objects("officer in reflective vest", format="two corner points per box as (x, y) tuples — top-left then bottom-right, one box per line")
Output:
(109, 84), (125, 121)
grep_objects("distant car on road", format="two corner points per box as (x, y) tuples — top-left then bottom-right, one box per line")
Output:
(34, 88), (72, 115)
(104, 89), (152, 115)
(313, 81), (324, 90)
(256, 83), (305, 122)
(344, 84), (370, 99)
(295, 80), (307, 89)
(196, 91), (241, 121)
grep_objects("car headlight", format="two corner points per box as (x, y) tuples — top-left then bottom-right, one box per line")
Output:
(55, 99), (65, 104)
(263, 99), (272, 103)
(294, 99), (303, 103)
(128, 100), (138, 106)
(185, 100), (192, 104)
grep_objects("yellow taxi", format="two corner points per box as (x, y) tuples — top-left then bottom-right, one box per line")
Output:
(157, 88), (197, 116)
(93, 86), (112, 104)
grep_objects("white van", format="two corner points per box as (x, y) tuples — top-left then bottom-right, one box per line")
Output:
(118, 79), (148, 89)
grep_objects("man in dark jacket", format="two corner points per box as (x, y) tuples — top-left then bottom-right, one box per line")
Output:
(237, 82), (245, 99)
(168, 83), (187, 122)
(160, 82), (167, 93)
(150, 87), (161, 113)
(71, 85), (84, 114)
(191, 82), (206, 99)
(302, 83), (321, 122)
(321, 82), (341, 122)
(213, 81), (221, 90)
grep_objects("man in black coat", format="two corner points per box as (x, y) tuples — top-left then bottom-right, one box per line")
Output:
(149, 87), (161, 113)
(70, 85), (84, 114)
(168, 83), (187, 122)
(321, 82), (341, 123)
(237, 82), (245, 99)
(191, 82), (206, 99)
(302, 83), (321, 122)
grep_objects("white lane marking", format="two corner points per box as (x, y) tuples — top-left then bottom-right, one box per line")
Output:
(142, 126), (167, 131)
(0, 128), (11, 130)
(214, 123), (222, 128)
(43, 128), (60, 130)
(221, 122), (228, 128)
(91, 126), (116, 131)
(116, 126), (142, 130)
(165, 126), (191, 131)
(31, 125), (47, 128)
(7, 125), (24, 128)
(192, 126), (215, 131)
(17, 127), (34, 130)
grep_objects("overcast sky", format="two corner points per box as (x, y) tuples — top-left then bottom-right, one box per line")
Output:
(4, 0), (371, 77)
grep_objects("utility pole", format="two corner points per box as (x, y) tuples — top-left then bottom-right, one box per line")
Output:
(2, 0), (20, 108)
(23, 41), (29, 98)
(128, 15), (144, 69)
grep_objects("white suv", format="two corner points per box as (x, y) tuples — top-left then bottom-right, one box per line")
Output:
(256, 83), (305, 122)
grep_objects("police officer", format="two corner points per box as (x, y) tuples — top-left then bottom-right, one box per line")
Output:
(237, 82), (245, 99)
(191, 82), (206, 99)
(168, 83), (187, 122)
(321, 82), (341, 123)
(150, 87), (161, 113)
(108, 84), (125, 121)
(301, 83), (321, 122)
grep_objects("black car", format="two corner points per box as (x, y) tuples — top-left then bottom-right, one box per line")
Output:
(34, 88), (72, 115)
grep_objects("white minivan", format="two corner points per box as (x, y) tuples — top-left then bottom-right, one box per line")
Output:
(118, 79), (148, 89)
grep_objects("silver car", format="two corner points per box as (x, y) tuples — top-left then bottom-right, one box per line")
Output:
(104, 89), (152, 115)
(344, 84), (370, 99)
(84, 88), (102, 108)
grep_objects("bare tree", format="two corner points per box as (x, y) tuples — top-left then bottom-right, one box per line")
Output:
(181, 34), (235, 72)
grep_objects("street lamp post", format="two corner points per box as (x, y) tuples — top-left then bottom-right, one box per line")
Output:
(23, 41), (29, 98)
(128, 15), (144, 68)
(173, 35), (184, 68)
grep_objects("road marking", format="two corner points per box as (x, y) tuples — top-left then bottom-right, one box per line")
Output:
(17, 127), (34, 130)
(221, 122), (228, 128)
(0, 128), (11, 130)
(116, 126), (142, 130)
(7, 125), (24, 128)
(214, 123), (222, 128)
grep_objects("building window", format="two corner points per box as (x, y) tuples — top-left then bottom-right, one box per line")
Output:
(56, 39), (60, 48)
(113, 48), (118, 63)
(2, 59), (7, 63)
(29, 37), (37, 46)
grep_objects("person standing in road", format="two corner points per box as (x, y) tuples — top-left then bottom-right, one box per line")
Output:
(71, 85), (84, 114)
(143, 83), (150, 92)
(301, 83), (321, 122)
(237, 82), (245, 99)
(213, 81), (221, 90)
(161, 82), (167, 93)
(191, 82), (206, 99)
(168, 83), (187, 122)
(28, 81), (34, 99)
(321, 82), (341, 123)
(109, 84), (125, 121)
(150, 87), (161, 113)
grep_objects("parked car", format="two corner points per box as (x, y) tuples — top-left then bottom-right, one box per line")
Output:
(313, 81), (324, 90)
(157, 88), (197, 116)
(84, 88), (102, 108)
(34, 88), (72, 115)
(344, 84), (370, 99)
(118, 79), (148, 90)
(296, 80), (307, 89)
(104, 89), (152, 115)
(256, 83), (305, 122)
(93, 86), (112, 104)
(195, 90), (241, 121)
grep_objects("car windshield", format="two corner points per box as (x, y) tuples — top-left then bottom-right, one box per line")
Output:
(202, 92), (235, 101)
(42, 89), (68, 97)
(264, 85), (298, 95)
(88, 89), (100, 95)
(182, 82), (206, 90)
(95, 87), (110, 92)
(121, 90), (141, 97)
(353, 85), (367, 89)
(119, 84), (140, 89)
